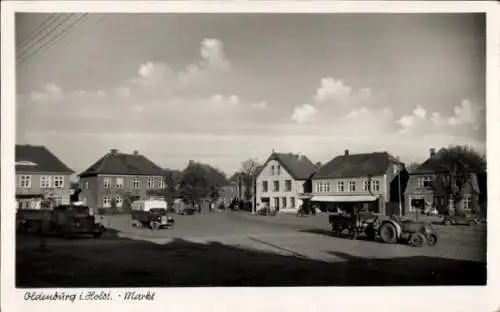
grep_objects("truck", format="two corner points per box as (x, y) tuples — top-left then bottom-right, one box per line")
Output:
(16, 204), (106, 238)
(130, 199), (175, 230)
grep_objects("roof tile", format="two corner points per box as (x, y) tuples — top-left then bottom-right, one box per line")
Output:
(15, 145), (74, 174)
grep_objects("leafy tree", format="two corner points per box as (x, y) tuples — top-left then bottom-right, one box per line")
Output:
(432, 145), (486, 215)
(178, 161), (228, 208)
(239, 158), (261, 202)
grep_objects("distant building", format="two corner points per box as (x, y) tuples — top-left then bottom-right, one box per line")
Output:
(310, 150), (407, 216)
(15, 144), (74, 209)
(404, 148), (481, 216)
(255, 151), (317, 213)
(78, 149), (165, 210)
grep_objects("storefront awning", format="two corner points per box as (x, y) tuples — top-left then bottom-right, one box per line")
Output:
(310, 195), (379, 203)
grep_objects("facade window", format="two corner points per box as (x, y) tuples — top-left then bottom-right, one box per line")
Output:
(316, 181), (331, 193)
(274, 197), (280, 209)
(103, 195), (111, 208)
(336, 181), (345, 192)
(54, 176), (64, 188)
(281, 197), (287, 208)
(115, 195), (123, 208)
(290, 197), (295, 208)
(157, 178), (165, 189)
(363, 180), (370, 192)
(147, 177), (155, 189)
(372, 180), (380, 192)
(40, 176), (52, 188)
(285, 180), (292, 192)
(132, 178), (141, 189)
(116, 177), (124, 188)
(270, 165), (275, 176)
(262, 181), (268, 192)
(417, 176), (433, 189)
(348, 181), (356, 192)
(277, 165), (281, 175)
(19, 175), (31, 188)
(103, 177), (111, 188)
(463, 194), (472, 211)
(273, 181), (280, 192)
(85, 181), (89, 189)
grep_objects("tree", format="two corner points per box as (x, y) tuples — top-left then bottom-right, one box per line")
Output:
(432, 145), (486, 215)
(239, 158), (261, 202)
(178, 161), (228, 208)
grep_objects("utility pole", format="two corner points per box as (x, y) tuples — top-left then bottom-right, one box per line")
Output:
(397, 157), (402, 216)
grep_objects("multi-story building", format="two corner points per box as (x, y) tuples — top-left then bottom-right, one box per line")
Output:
(255, 151), (317, 213)
(78, 149), (166, 210)
(310, 150), (408, 216)
(404, 148), (481, 216)
(15, 144), (74, 209)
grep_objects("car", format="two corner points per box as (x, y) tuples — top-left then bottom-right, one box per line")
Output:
(443, 213), (480, 226)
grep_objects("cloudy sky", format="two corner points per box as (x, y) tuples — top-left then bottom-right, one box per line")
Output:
(15, 13), (486, 176)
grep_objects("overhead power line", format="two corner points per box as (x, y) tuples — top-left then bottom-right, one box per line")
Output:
(17, 13), (75, 61)
(16, 13), (58, 50)
(18, 13), (89, 66)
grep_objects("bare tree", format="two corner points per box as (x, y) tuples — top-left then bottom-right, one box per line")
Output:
(239, 158), (261, 201)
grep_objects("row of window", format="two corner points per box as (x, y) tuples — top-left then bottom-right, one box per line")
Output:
(103, 195), (123, 208)
(263, 197), (296, 209)
(17, 196), (69, 209)
(18, 175), (65, 189)
(269, 165), (281, 176)
(261, 180), (292, 193)
(409, 194), (472, 211)
(417, 175), (451, 189)
(102, 177), (165, 189)
(315, 179), (380, 193)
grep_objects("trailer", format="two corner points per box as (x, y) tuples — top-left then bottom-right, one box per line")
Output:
(16, 205), (105, 238)
(130, 199), (175, 230)
(328, 207), (439, 247)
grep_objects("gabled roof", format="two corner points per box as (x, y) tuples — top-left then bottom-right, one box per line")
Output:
(79, 150), (165, 177)
(413, 153), (450, 174)
(313, 151), (402, 179)
(15, 144), (74, 174)
(256, 152), (317, 180)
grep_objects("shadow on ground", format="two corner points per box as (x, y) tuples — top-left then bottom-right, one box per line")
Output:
(16, 228), (486, 288)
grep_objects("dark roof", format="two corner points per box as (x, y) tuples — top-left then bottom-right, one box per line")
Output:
(79, 150), (165, 177)
(313, 151), (401, 179)
(257, 152), (317, 180)
(15, 145), (74, 174)
(413, 154), (451, 174)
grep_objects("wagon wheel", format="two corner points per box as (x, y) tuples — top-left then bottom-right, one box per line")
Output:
(150, 221), (160, 230)
(427, 234), (438, 246)
(136, 221), (142, 229)
(409, 232), (426, 247)
(379, 223), (398, 244)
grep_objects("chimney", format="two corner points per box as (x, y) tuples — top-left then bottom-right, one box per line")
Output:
(110, 149), (118, 155)
(133, 150), (139, 155)
(344, 149), (349, 156)
(430, 148), (436, 157)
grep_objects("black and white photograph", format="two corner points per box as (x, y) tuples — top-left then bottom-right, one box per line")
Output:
(1, 1), (499, 312)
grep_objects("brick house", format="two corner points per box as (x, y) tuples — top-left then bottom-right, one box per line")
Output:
(15, 144), (74, 209)
(404, 148), (481, 216)
(310, 150), (408, 216)
(255, 151), (317, 213)
(78, 149), (166, 210)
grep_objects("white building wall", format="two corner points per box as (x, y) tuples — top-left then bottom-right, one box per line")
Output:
(255, 159), (305, 213)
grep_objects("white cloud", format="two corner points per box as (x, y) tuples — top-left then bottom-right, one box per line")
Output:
(313, 77), (351, 103)
(30, 83), (62, 102)
(291, 104), (317, 124)
(397, 100), (485, 134)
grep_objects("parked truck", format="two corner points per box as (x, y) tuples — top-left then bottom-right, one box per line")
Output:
(130, 199), (175, 230)
(16, 204), (106, 238)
